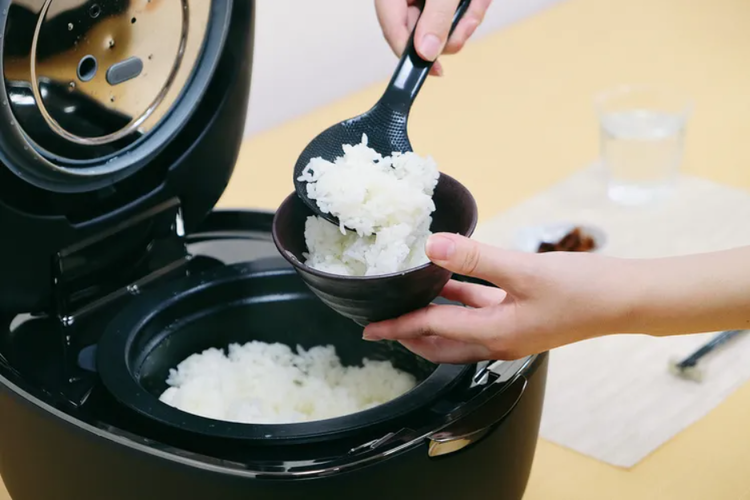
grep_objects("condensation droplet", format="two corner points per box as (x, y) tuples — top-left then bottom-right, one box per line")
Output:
(108, 39), (115, 48)
(68, 23), (74, 31)
(69, 82), (76, 90)
(148, 54), (153, 60)
(110, 96), (115, 102)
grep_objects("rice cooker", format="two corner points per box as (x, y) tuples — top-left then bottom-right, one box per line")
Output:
(0, 1), (549, 499)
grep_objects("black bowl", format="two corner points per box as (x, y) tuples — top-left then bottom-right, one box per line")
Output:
(272, 173), (478, 326)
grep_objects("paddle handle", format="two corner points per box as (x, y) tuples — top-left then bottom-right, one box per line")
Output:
(379, 0), (472, 114)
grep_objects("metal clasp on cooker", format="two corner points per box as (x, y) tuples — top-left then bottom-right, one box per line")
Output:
(427, 361), (529, 458)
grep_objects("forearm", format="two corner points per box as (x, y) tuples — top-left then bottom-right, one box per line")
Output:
(618, 246), (750, 336)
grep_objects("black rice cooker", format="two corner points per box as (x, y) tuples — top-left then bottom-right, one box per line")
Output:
(0, 1), (548, 499)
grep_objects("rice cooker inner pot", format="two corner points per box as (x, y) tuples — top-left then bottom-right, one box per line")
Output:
(96, 262), (474, 446)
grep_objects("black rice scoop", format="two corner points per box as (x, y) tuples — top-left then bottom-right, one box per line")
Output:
(293, 0), (473, 229)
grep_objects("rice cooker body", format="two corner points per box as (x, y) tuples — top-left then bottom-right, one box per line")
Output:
(0, 328), (548, 500)
(0, 210), (549, 500)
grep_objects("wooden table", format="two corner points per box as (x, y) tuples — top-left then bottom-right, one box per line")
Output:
(4, 0), (750, 497)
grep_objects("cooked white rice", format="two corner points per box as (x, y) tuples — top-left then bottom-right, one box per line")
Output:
(159, 340), (417, 424)
(297, 134), (439, 276)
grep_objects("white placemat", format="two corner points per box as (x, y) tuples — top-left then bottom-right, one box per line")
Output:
(473, 165), (750, 468)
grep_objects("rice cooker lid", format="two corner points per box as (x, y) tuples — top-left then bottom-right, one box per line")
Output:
(0, 0), (215, 191)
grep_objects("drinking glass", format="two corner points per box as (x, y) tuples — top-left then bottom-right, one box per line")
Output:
(595, 85), (692, 205)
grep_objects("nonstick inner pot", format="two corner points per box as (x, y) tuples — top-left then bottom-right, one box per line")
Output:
(97, 262), (471, 445)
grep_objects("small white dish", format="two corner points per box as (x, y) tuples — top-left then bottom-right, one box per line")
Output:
(512, 222), (607, 253)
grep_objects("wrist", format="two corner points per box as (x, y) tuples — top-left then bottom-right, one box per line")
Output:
(616, 248), (750, 336)
(608, 257), (666, 335)
(588, 256), (651, 336)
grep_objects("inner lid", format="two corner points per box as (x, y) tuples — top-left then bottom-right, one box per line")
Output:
(3, 0), (210, 159)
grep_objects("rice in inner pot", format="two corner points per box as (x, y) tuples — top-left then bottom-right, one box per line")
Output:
(159, 340), (418, 424)
(297, 134), (439, 276)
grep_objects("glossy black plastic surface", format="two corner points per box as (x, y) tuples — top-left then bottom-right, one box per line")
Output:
(273, 172), (478, 325)
(0, 348), (547, 500)
(293, 0), (472, 227)
(0, 208), (548, 499)
(0, 0), (253, 317)
(97, 263), (471, 444)
(0, 0), (229, 190)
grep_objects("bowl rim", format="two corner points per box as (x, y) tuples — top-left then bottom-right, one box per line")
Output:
(271, 172), (478, 282)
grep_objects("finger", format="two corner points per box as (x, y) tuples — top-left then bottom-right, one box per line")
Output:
(425, 233), (529, 286)
(410, 3), (444, 76)
(429, 59), (444, 76)
(443, 0), (492, 54)
(375, 0), (411, 57)
(399, 336), (491, 364)
(414, 0), (461, 61)
(385, 3), (444, 75)
(440, 279), (506, 308)
(407, 2), (422, 29)
(363, 303), (501, 343)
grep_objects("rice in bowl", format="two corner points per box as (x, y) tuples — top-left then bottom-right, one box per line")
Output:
(297, 134), (439, 277)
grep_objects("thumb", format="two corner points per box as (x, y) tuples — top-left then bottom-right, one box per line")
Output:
(425, 233), (525, 285)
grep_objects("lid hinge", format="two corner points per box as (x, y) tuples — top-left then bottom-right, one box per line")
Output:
(52, 198), (190, 393)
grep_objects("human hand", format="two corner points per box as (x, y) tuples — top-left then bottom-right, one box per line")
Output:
(363, 233), (640, 363)
(374, 0), (493, 76)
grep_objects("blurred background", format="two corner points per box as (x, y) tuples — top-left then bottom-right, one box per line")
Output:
(244, 0), (565, 137)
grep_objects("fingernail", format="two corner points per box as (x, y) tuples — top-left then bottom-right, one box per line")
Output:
(432, 61), (444, 77)
(362, 328), (381, 341)
(426, 235), (456, 261)
(419, 34), (442, 61)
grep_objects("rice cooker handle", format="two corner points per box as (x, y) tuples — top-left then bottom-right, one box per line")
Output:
(427, 375), (527, 458)
(379, 0), (472, 114)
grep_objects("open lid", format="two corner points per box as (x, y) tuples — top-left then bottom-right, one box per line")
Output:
(0, 0), (223, 192)
(0, 0), (252, 316)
